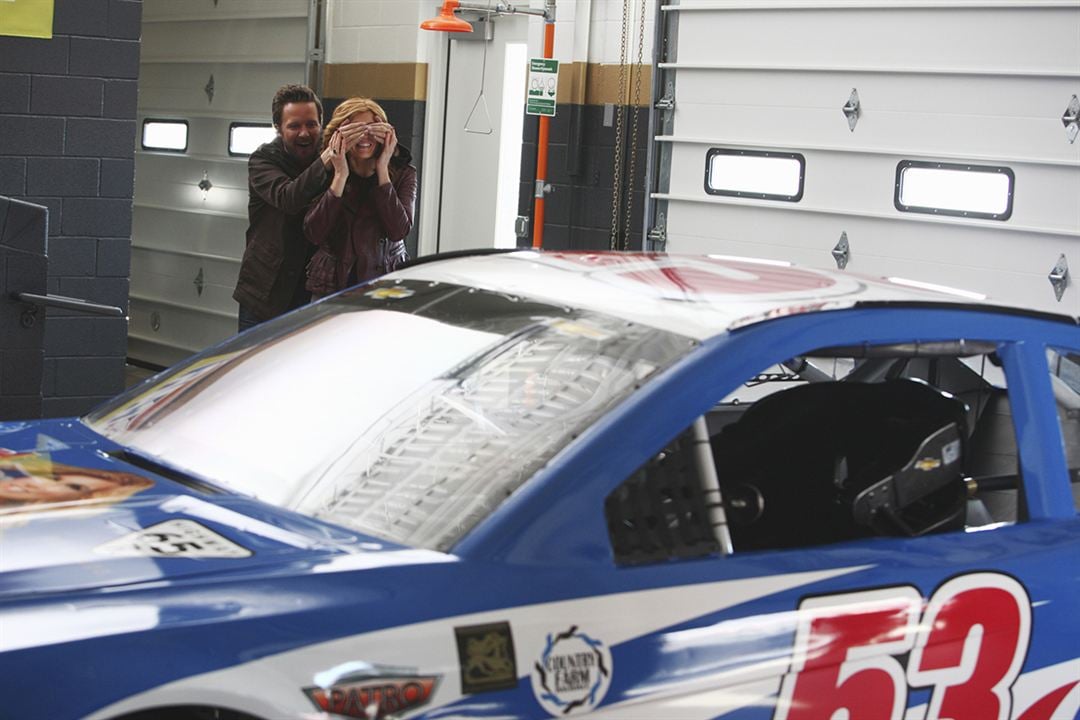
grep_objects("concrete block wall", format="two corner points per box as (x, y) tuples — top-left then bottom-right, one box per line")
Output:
(0, 198), (48, 420)
(0, 0), (141, 417)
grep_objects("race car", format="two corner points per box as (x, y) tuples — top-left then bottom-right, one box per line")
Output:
(0, 251), (1077, 720)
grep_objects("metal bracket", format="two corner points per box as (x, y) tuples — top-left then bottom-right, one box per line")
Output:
(1064, 95), (1079, 144)
(193, 268), (205, 297)
(655, 82), (675, 111)
(1049, 254), (1069, 302)
(515, 215), (530, 239)
(842, 88), (860, 132)
(533, 179), (552, 198)
(832, 232), (850, 269)
(647, 221), (667, 252)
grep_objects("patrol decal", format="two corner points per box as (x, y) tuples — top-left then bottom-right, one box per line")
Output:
(365, 286), (415, 300)
(94, 519), (252, 558)
(455, 621), (518, 694)
(532, 626), (613, 716)
(303, 672), (439, 719)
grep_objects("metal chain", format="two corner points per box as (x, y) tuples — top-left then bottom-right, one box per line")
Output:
(609, 0), (631, 250)
(621, 0), (648, 251)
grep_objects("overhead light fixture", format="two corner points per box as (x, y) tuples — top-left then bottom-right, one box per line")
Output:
(420, 0), (474, 33)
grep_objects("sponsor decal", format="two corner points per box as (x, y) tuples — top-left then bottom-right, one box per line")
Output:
(94, 519), (252, 558)
(531, 626), (613, 716)
(548, 319), (615, 341)
(0, 455), (153, 516)
(915, 457), (942, 472)
(776, 572), (1032, 720)
(365, 286), (415, 300)
(303, 671), (439, 719)
(455, 621), (518, 694)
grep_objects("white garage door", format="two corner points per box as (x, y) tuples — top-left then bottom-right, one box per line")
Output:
(649, 1), (1080, 314)
(131, 0), (314, 366)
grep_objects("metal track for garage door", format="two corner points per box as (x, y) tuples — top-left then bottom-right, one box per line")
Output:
(645, 1), (1080, 315)
(130, 0), (319, 367)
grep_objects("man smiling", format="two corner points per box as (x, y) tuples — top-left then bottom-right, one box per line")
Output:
(233, 85), (365, 331)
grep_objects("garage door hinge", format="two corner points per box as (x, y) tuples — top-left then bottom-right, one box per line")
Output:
(656, 81), (675, 111)
(1064, 95), (1079, 144)
(1049, 254), (1069, 302)
(309, 48), (324, 62)
(647, 223), (667, 251)
(842, 89), (860, 132)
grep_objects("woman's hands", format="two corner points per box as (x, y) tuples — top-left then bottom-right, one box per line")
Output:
(323, 121), (397, 192)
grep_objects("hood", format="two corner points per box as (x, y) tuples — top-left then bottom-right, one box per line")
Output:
(0, 419), (406, 600)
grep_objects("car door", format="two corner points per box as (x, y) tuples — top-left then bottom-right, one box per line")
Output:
(477, 304), (1080, 719)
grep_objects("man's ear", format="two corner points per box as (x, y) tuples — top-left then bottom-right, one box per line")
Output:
(273, 124), (281, 135)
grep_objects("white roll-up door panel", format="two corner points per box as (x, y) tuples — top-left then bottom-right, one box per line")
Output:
(652, 1), (1080, 314)
(131, 0), (311, 367)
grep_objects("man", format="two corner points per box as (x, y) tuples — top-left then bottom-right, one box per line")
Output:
(233, 84), (360, 331)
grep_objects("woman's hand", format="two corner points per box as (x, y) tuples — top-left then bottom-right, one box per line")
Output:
(328, 132), (349, 197)
(375, 124), (397, 185)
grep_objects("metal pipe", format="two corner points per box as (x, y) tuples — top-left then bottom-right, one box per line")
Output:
(531, 8), (556, 248)
(690, 416), (734, 555)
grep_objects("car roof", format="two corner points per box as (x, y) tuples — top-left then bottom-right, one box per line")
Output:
(392, 251), (1074, 340)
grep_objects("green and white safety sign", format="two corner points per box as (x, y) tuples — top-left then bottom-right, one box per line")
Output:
(526, 58), (559, 117)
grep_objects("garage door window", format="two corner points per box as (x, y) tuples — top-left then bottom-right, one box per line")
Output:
(141, 119), (188, 153)
(895, 160), (1014, 221)
(704, 149), (805, 202)
(229, 123), (276, 156)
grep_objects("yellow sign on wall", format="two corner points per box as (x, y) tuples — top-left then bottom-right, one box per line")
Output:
(0, 0), (54, 40)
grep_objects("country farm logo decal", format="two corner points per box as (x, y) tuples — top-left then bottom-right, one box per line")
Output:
(531, 625), (612, 716)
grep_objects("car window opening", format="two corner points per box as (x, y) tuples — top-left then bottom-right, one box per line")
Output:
(606, 344), (1043, 566)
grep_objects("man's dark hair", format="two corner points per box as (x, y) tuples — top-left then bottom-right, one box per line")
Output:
(271, 84), (323, 128)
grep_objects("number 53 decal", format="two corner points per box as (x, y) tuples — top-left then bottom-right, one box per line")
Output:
(776, 572), (1031, 720)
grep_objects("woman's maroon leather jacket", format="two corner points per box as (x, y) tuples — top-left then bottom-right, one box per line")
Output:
(303, 151), (416, 291)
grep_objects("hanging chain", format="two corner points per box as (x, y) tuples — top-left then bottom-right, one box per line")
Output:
(621, 0), (648, 251)
(608, 0), (632, 250)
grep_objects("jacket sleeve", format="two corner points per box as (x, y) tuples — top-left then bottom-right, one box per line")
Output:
(304, 190), (346, 251)
(373, 165), (417, 242)
(249, 148), (330, 215)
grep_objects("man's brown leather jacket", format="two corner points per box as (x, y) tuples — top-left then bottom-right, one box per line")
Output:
(233, 137), (330, 321)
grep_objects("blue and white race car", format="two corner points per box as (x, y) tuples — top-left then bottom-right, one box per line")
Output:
(1, 252), (1078, 720)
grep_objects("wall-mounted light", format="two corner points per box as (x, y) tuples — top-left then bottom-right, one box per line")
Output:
(198, 170), (213, 199)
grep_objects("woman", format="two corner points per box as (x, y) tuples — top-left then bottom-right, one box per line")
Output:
(304, 97), (417, 299)
(0, 457), (154, 514)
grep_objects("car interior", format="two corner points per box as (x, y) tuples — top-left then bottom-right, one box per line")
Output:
(606, 342), (1080, 566)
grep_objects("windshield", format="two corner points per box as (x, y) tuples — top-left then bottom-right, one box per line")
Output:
(86, 280), (691, 550)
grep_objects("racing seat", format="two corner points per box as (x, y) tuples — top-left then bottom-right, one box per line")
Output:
(711, 378), (969, 551)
